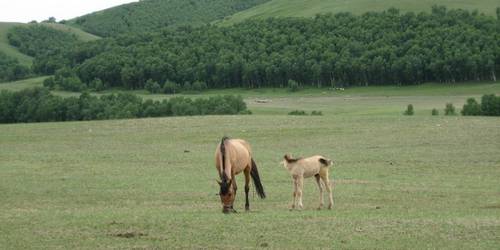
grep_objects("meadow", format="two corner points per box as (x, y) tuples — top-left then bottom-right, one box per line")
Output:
(1, 83), (500, 249)
(221, 0), (500, 25)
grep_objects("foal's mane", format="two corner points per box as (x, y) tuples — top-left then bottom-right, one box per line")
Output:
(284, 154), (302, 163)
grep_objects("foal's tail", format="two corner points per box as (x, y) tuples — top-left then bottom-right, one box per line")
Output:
(250, 159), (266, 199)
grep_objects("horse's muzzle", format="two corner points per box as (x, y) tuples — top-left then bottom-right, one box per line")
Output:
(222, 205), (236, 214)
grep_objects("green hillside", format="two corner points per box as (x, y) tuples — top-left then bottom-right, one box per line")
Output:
(41, 23), (100, 42)
(221, 0), (500, 25)
(69, 0), (271, 37)
(0, 23), (33, 66)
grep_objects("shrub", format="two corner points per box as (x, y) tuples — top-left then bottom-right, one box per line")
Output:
(163, 80), (180, 94)
(461, 98), (482, 116)
(145, 79), (161, 94)
(288, 110), (307, 115)
(288, 79), (299, 92)
(43, 77), (55, 89)
(182, 82), (192, 91)
(311, 110), (323, 116)
(480, 94), (500, 116)
(444, 103), (456, 115)
(192, 81), (208, 91)
(431, 108), (439, 116)
(89, 78), (105, 91)
(404, 104), (414, 115)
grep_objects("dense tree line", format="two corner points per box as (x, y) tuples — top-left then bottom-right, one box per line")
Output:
(0, 52), (31, 82)
(0, 87), (249, 124)
(7, 25), (81, 74)
(70, 0), (270, 37)
(9, 7), (500, 90)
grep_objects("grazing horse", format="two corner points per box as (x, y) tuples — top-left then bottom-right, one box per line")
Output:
(215, 137), (266, 213)
(281, 154), (334, 210)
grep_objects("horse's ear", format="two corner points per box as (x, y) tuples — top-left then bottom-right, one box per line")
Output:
(227, 179), (232, 186)
(216, 180), (222, 186)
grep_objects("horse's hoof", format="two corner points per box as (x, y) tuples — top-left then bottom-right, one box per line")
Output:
(317, 207), (322, 210)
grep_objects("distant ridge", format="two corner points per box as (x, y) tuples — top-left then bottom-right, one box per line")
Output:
(69, 0), (271, 37)
(221, 0), (500, 25)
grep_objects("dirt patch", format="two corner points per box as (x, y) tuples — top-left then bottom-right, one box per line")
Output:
(481, 204), (500, 209)
(336, 179), (374, 185)
(110, 231), (147, 238)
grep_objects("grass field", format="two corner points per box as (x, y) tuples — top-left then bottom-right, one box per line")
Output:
(221, 0), (500, 25)
(1, 82), (500, 248)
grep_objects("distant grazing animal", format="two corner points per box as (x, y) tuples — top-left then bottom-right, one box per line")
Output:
(281, 154), (334, 210)
(215, 137), (266, 213)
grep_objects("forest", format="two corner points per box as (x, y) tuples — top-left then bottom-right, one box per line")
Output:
(7, 7), (500, 91)
(0, 51), (31, 82)
(69, 0), (270, 37)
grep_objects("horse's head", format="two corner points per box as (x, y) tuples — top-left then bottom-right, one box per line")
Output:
(217, 178), (235, 213)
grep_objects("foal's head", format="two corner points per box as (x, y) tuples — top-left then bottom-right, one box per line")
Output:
(217, 175), (235, 213)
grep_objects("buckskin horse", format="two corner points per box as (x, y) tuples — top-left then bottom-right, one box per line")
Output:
(215, 137), (265, 213)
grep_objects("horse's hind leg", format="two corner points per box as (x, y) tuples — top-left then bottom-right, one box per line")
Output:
(315, 174), (324, 210)
(320, 171), (333, 209)
(244, 168), (251, 211)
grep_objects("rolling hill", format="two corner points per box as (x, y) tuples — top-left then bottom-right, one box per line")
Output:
(221, 0), (500, 25)
(68, 0), (271, 37)
(0, 22), (99, 66)
(0, 22), (33, 66)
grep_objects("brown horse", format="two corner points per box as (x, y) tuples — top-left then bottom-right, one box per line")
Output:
(281, 154), (334, 210)
(215, 137), (265, 213)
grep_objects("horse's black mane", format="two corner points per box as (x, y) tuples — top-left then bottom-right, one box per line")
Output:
(219, 173), (231, 195)
(219, 136), (231, 195)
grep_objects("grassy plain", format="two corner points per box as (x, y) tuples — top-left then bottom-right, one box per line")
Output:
(221, 0), (500, 25)
(1, 82), (500, 249)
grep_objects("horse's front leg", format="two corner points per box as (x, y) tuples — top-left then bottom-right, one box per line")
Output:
(244, 168), (251, 211)
(231, 174), (238, 213)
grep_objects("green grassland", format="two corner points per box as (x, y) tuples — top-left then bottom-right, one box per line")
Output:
(0, 22), (33, 66)
(221, 0), (500, 25)
(1, 82), (500, 248)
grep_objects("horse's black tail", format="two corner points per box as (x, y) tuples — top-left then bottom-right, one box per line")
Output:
(250, 158), (266, 199)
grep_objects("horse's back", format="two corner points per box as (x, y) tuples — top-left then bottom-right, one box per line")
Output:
(215, 138), (252, 174)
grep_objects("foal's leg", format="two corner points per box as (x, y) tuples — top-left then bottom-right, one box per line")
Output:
(244, 167), (251, 211)
(291, 175), (299, 210)
(315, 174), (324, 210)
(320, 171), (333, 209)
(297, 175), (304, 210)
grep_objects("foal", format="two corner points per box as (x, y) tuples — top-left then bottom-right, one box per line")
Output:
(282, 154), (334, 210)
